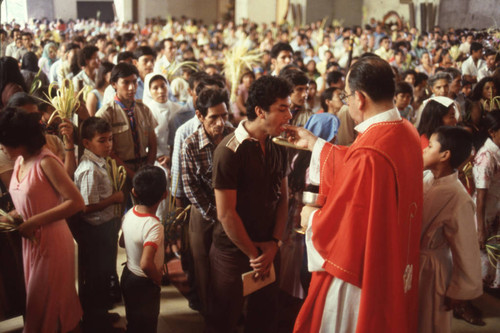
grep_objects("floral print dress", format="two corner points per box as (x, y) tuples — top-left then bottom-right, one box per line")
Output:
(473, 138), (500, 288)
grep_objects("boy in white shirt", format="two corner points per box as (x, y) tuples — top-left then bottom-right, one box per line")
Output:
(419, 126), (483, 333)
(120, 166), (166, 333)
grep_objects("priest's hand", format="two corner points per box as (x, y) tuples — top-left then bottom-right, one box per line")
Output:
(250, 241), (278, 279)
(282, 124), (318, 151)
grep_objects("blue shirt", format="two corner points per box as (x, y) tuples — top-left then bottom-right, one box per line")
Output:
(135, 77), (144, 100)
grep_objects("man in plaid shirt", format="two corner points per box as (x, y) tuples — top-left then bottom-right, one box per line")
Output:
(181, 87), (234, 315)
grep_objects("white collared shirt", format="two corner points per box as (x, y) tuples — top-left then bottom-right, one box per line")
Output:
(309, 107), (401, 185)
(461, 56), (485, 77)
(234, 119), (258, 144)
(353, 107), (401, 134)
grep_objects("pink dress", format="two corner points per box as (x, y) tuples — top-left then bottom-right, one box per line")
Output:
(9, 148), (82, 333)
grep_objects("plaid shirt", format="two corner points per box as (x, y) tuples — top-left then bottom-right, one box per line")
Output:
(181, 124), (234, 222)
(170, 116), (200, 198)
(74, 149), (116, 225)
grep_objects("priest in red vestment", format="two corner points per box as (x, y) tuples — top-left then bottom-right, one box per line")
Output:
(285, 56), (423, 333)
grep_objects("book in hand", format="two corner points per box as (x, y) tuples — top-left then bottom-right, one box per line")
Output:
(241, 264), (276, 296)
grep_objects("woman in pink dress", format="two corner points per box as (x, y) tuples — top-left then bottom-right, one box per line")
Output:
(0, 108), (84, 333)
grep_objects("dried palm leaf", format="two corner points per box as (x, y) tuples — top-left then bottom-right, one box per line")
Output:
(81, 85), (94, 103)
(0, 209), (36, 243)
(332, 19), (344, 28)
(39, 79), (84, 126)
(486, 235), (500, 269)
(29, 68), (43, 95)
(162, 60), (199, 82)
(105, 157), (127, 215)
(223, 40), (263, 102)
(483, 96), (500, 111)
(462, 161), (473, 189)
(449, 45), (460, 61)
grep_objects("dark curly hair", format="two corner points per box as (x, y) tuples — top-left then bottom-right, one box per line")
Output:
(196, 87), (229, 117)
(0, 107), (46, 154)
(132, 165), (167, 206)
(471, 77), (497, 102)
(78, 45), (99, 68)
(246, 75), (293, 121)
(0, 57), (28, 96)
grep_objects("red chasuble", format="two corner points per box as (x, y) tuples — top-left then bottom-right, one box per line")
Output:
(294, 119), (423, 333)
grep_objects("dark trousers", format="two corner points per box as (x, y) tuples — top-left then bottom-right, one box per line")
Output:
(188, 206), (214, 315)
(78, 218), (117, 332)
(205, 244), (279, 333)
(121, 266), (160, 333)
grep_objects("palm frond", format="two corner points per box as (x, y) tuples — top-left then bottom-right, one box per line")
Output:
(486, 235), (500, 268)
(36, 79), (84, 125)
(29, 68), (43, 95)
(163, 61), (198, 82)
(223, 39), (263, 102)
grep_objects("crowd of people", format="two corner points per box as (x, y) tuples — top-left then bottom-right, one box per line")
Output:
(0, 13), (499, 333)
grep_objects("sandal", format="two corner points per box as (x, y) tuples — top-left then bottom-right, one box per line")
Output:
(453, 301), (486, 326)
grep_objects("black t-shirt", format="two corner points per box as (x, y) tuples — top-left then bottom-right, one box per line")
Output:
(212, 133), (288, 252)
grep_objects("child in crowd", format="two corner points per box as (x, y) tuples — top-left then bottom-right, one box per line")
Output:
(394, 81), (414, 121)
(74, 117), (124, 332)
(419, 126), (483, 333)
(319, 87), (343, 115)
(473, 110), (500, 290)
(120, 165), (166, 333)
(305, 80), (321, 113)
(417, 96), (458, 149)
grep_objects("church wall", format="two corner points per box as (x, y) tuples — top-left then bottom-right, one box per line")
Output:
(164, 0), (219, 25)
(235, 0), (276, 25)
(361, 0), (410, 25)
(27, 0), (55, 21)
(6, 0), (500, 31)
(438, 0), (500, 29)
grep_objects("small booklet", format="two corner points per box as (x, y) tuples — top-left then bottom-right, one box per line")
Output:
(241, 264), (276, 296)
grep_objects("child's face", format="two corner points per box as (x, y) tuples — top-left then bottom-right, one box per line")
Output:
(442, 106), (457, 127)
(395, 93), (411, 110)
(84, 131), (113, 158)
(462, 84), (472, 97)
(423, 133), (445, 170)
(242, 74), (254, 88)
(482, 81), (497, 100)
(326, 90), (343, 112)
(404, 74), (415, 86)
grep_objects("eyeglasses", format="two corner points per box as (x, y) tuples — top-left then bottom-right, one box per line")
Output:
(339, 91), (355, 104)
